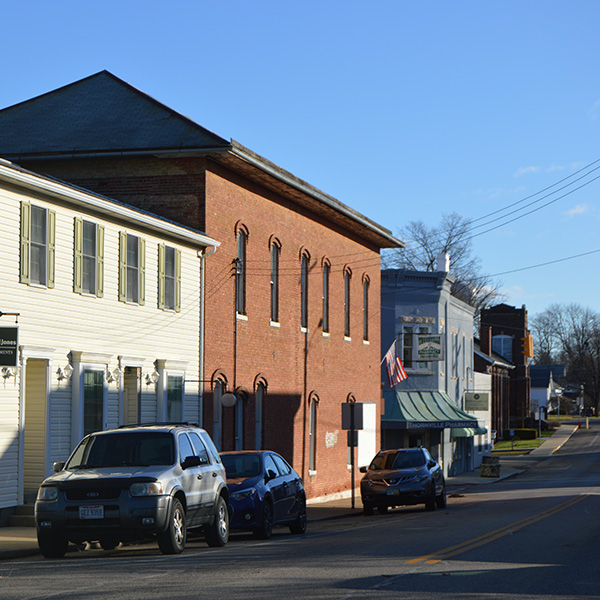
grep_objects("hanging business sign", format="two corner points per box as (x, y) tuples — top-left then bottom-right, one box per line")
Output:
(416, 334), (444, 361)
(465, 392), (489, 411)
(0, 327), (19, 367)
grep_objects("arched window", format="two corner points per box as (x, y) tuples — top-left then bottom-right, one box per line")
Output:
(270, 241), (280, 323)
(492, 334), (513, 361)
(300, 251), (310, 329)
(255, 380), (266, 450)
(236, 228), (248, 315)
(309, 394), (319, 473)
(322, 260), (330, 334)
(362, 276), (370, 341)
(212, 379), (225, 450)
(344, 267), (352, 338)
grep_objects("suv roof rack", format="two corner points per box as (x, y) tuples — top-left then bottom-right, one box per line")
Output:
(117, 422), (199, 429)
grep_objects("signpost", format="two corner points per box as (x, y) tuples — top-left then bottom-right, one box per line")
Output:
(342, 402), (364, 509)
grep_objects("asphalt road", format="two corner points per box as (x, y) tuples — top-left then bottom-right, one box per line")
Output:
(2, 425), (599, 600)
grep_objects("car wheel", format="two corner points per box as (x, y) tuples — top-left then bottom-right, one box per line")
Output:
(436, 483), (447, 509)
(255, 499), (274, 539)
(99, 537), (120, 551)
(425, 484), (437, 511)
(363, 501), (374, 516)
(158, 498), (186, 554)
(206, 495), (229, 547)
(37, 532), (68, 558)
(377, 505), (389, 514)
(289, 497), (307, 535)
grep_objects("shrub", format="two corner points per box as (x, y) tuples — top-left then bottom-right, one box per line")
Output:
(502, 428), (537, 440)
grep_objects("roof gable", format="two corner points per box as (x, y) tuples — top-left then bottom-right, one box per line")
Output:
(0, 71), (229, 157)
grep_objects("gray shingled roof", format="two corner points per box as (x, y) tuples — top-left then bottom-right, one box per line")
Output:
(0, 71), (229, 157)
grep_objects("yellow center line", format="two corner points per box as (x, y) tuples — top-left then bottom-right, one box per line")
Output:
(406, 494), (588, 565)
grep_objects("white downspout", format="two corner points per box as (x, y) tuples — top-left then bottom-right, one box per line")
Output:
(199, 246), (217, 427)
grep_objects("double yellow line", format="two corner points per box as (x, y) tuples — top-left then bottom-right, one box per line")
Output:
(407, 494), (588, 565)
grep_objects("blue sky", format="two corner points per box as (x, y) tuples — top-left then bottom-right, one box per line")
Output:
(2, 1), (599, 319)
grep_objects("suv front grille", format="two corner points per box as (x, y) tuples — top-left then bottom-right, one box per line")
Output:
(65, 487), (123, 501)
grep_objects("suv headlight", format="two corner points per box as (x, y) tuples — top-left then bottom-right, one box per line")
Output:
(37, 486), (59, 501)
(130, 482), (164, 497)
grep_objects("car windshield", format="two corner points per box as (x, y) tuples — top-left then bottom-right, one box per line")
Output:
(369, 450), (425, 470)
(221, 454), (262, 478)
(66, 432), (175, 469)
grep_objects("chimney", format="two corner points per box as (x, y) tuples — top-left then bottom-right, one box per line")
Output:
(480, 326), (492, 356)
(436, 252), (450, 272)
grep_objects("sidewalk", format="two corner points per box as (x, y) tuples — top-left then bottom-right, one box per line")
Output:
(0, 425), (578, 561)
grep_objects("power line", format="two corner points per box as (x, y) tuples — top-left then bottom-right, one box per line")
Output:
(485, 247), (600, 278)
(468, 157), (600, 226)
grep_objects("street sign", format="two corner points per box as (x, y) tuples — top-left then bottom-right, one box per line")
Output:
(0, 327), (18, 367)
(341, 402), (364, 430)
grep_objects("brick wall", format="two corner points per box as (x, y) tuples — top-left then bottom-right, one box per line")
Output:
(23, 154), (384, 500)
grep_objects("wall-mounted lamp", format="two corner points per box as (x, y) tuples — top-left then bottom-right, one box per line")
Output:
(1, 367), (16, 381)
(145, 370), (160, 386)
(56, 364), (73, 382)
(106, 367), (121, 384)
(221, 392), (237, 408)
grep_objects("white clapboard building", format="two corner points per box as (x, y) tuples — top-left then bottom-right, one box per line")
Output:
(0, 159), (218, 519)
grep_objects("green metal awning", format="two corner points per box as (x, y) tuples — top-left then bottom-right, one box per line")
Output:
(382, 390), (485, 430)
(450, 427), (488, 438)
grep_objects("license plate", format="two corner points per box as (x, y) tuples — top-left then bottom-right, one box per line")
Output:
(386, 489), (399, 496)
(79, 505), (104, 519)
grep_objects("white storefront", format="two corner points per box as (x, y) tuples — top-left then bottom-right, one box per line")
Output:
(0, 159), (218, 516)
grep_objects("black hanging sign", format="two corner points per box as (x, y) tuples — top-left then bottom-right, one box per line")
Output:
(0, 327), (18, 367)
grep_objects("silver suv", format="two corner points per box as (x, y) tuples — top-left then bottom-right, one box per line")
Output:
(35, 423), (229, 558)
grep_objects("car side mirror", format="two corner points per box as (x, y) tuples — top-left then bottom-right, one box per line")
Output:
(53, 461), (65, 472)
(182, 455), (202, 470)
(265, 469), (277, 482)
(359, 466), (367, 473)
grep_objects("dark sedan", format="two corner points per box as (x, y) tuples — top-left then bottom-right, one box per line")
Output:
(220, 450), (307, 539)
(360, 447), (446, 515)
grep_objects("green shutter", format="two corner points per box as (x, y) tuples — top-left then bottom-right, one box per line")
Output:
(73, 217), (83, 293)
(47, 209), (56, 289)
(138, 237), (145, 306)
(20, 202), (31, 284)
(97, 225), (104, 298)
(119, 231), (127, 302)
(175, 249), (182, 313)
(158, 243), (165, 310)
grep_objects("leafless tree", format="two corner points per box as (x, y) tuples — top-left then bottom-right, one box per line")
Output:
(532, 303), (600, 413)
(382, 212), (504, 322)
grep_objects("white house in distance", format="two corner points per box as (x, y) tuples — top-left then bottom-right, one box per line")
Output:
(0, 159), (218, 522)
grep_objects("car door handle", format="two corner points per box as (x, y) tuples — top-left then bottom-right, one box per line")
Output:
(197, 474), (203, 480)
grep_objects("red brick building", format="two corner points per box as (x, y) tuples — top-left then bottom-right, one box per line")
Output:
(480, 304), (532, 430)
(0, 72), (403, 499)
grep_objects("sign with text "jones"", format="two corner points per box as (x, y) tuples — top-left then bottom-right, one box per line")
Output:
(0, 327), (18, 367)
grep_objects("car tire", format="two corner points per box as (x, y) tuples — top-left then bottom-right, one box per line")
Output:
(158, 498), (186, 555)
(425, 484), (437, 511)
(289, 497), (307, 535)
(435, 483), (447, 509)
(377, 505), (389, 514)
(206, 495), (229, 547)
(37, 532), (68, 558)
(255, 499), (274, 539)
(99, 537), (120, 551)
(363, 501), (374, 516)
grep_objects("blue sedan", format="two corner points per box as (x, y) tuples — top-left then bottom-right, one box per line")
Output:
(220, 451), (307, 539)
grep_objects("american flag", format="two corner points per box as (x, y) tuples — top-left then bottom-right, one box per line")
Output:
(384, 340), (407, 387)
